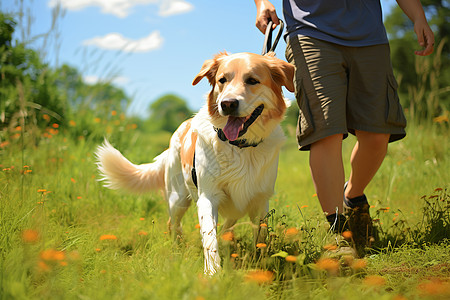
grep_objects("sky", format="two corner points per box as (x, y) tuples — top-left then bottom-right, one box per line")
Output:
(2, 0), (396, 117)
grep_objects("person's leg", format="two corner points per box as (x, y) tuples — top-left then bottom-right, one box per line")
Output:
(310, 134), (345, 216)
(345, 130), (390, 199)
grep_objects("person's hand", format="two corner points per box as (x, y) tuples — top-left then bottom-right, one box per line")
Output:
(414, 19), (434, 56)
(254, 0), (279, 34)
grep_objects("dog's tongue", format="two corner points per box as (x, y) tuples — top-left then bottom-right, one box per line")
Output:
(223, 116), (246, 141)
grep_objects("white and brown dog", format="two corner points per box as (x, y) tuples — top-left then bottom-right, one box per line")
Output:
(96, 52), (294, 275)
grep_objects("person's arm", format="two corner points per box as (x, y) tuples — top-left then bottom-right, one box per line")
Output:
(254, 0), (280, 34)
(396, 0), (434, 56)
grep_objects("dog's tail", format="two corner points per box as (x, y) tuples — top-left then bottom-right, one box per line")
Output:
(95, 140), (167, 193)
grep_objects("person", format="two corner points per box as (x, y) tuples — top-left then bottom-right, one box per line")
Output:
(254, 0), (434, 255)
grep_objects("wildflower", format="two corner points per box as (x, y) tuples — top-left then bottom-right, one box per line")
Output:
(285, 255), (297, 263)
(22, 229), (40, 243)
(140, 217), (145, 221)
(40, 249), (65, 261)
(38, 261), (51, 272)
(77, 196), (82, 199)
(99, 234), (117, 240)
(52, 123), (59, 129)
(100, 270), (107, 274)
(417, 279), (450, 296)
(42, 114), (51, 121)
(221, 231), (234, 242)
(15, 126), (22, 131)
(37, 189), (47, 193)
(59, 261), (68, 267)
(363, 275), (386, 287)
(256, 243), (267, 249)
(245, 270), (274, 284)
(285, 227), (299, 237)
(138, 231), (148, 236)
(94, 118), (101, 123)
(130, 124), (137, 129)
(351, 259), (367, 270)
(300, 205), (308, 209)
(231, 253), (238, 258)
(111, 110), (117, 116)
(312, 193), (317, 197)
(260, 223), (267, 228)
(95, 248), (101, 252)
(195, 223), (200, 229)
(323, 244), (338, 251)
(342, 231), (353, 240)
(433, 115), (449, 123)
(316, 258), (340, 274)
(0, 141), (10, 148)
(71, 178), (76, 183)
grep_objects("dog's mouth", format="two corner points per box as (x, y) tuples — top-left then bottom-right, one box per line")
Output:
(222, 104), (264, 141)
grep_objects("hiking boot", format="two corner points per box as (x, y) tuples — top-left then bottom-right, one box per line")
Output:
(343, 182), (374, 257)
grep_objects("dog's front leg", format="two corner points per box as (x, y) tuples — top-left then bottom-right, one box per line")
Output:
(197, 196), (220, 275)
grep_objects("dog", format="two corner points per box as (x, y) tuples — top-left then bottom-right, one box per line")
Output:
(96, 52), (294, 275)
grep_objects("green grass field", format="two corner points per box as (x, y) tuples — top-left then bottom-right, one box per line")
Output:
(1, 119), (449, 299)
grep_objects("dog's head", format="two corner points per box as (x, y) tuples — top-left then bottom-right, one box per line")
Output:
(192, 52), (294, 143)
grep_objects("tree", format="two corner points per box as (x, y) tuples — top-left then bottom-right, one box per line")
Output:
(147, 94), (193, 132)
(384, 1), (450, 119)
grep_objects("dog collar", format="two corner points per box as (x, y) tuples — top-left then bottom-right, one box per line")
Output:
(214, 127), (262, 148)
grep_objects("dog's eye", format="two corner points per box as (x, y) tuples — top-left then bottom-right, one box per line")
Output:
(245, 78), (260, 85)
(218, 77), (227, 84)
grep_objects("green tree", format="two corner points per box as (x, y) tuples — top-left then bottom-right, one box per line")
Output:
(147, 94), (193, 132)
(384, 1), (450, 119)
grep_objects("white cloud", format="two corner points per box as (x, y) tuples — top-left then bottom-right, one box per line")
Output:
(84, 75), (130, 85)
(49, 0), (193, 18)
(159, 0), (193, 17)
(83, 31), (163, 53)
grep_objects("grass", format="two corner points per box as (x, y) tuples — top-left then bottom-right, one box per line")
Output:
(0, 118), (449, 299)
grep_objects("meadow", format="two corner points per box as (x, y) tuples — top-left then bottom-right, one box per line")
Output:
(0, 113), (449, 300)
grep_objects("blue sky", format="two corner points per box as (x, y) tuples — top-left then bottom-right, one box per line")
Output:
(2, 0), (396, 117)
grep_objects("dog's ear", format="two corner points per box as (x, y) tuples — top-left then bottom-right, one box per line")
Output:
(192, 52), (228, 86)
(264, 53), (295, 93)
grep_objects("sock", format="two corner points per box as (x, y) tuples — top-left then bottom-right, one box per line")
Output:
(326, 213), (348, 233)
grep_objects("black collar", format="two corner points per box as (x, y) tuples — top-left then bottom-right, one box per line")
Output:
(214, 127), (262, 148)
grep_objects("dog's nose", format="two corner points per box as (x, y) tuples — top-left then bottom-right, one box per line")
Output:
(220, 99), (239, 115)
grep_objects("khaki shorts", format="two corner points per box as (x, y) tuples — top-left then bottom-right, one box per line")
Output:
(285, 35), (407, 151)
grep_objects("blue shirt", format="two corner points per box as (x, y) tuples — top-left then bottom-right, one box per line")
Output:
(283, 0), (389, 46)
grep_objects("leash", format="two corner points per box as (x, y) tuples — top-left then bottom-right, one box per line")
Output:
(261, 20), (284, 55)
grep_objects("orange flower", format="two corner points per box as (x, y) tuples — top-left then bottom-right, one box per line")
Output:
(38, 261), (51, 272)
(363, 275), (386, 287)
(285, 255), (297, 263)
(342, 231), (353, 240)
(95, 248), (101, 252)
(260, 223), (267, 228)
(52, 123), (59, 129)
(111, 110), (117, 116)
(71, 178), (76, 183)
(285, 227), (299, 237)
(22, 229), (40, 243)
(138, 231), (148, 236)
(245, 270), (274, 284)
(140, 217), (145, 221)
(417, 279), (450, 296)
(42, 114), (51, 121)
(351, 259), (367, 270)
(300, 205), (308, 209)
(323, 244), (338, 251)
(231, 253), (239, 258)
(195, 223), (201, 229)
(37, 189), (47, 193)
(99, 234), (117, 241)
(40, 249), (65, 261)
(69, 120), (76, 126)
(221, 231), (234, 241)
(256, 243), (267, 249)
(316, 258), (340, 274)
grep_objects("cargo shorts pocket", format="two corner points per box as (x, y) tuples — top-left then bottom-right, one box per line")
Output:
(296, 78), (315, 139)
(386, 75), (407, 127)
